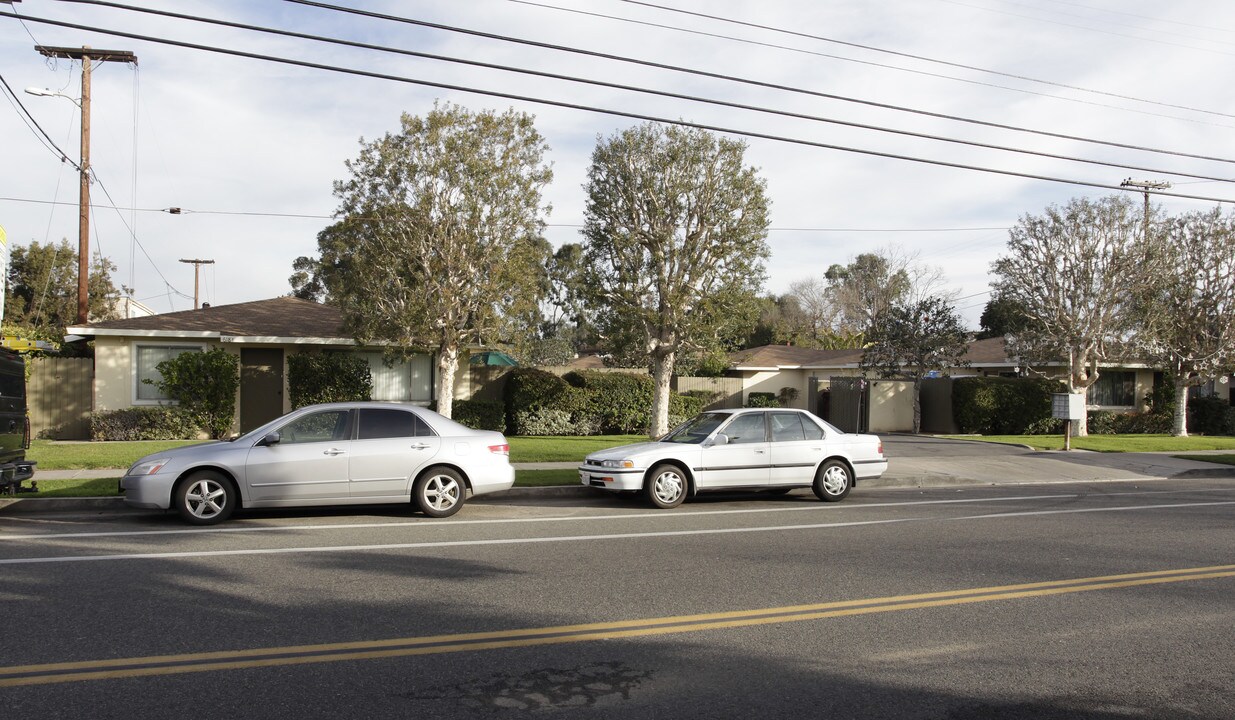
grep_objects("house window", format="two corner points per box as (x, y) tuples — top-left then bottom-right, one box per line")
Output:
(359, 352), (433, 403)
(135, 344), (203, 402)
(1087, 371), (1136, 407)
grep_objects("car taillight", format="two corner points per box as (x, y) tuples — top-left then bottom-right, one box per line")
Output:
(488, 444), (510, 456)
(878, 441), (884, 456)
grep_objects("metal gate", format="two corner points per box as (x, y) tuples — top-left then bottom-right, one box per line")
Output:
(827, 377), (868, 433)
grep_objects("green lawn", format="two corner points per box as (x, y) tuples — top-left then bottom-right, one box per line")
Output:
(941, 434), (1235, 452)
(506, 435), (645, 462)
(27, 439), (204, 470)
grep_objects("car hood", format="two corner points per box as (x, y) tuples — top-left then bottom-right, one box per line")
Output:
(584, 441), (699, 464)
(128, 440), (242, 471)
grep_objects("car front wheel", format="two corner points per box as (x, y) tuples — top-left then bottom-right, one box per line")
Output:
(644, 464), (687, 509)
(812, 460), (851, 502)
(174, 471), (237, 525)
(414, 467), (465, 518)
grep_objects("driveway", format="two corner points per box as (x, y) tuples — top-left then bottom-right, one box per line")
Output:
(881, 434), (1029, 459)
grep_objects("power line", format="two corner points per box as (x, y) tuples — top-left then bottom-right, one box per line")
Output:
(5, 9), (1234, 205)
(279, 0), (1235, 163)
(55, 1), (1235, 184)
(615, 0), (1235, 110)
(0, 72), (83, 171)
(513, 0), (1235, 126)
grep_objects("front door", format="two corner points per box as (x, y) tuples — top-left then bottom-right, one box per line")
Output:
(240, 348), (284, 433)
(697, 412), (770, 488)
(245, 408), (351, 501)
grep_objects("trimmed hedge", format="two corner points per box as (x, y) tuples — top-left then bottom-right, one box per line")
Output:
(953, 377), (1065, 435)
(1189, 395), (1235, 435)
(1087, 410), (1173, 435)
(501, 368), (706, 436)
(452, 399), (506, 432)
(92, 406), (200, 441)
(288, 352), (373, 408)
(745, 392), (778, 408)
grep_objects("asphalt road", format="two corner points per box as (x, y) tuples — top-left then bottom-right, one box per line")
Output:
(1, 479), (1232, 719)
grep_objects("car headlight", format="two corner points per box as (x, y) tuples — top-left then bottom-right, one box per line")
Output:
(599, 459), (635, 469)
(128, 458), (169, 476)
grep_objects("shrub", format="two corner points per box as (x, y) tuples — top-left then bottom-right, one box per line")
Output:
(564, 371), (654, 434)
(148, 348), (240, 439)
(288, 352), (373, 408)
(745, 392), (778, 408)
(92, 406), (199, 441)
(1086, 410), (1173, 435)
(1189, 395), (1235, 436)
(953, 377), (1064, 435)
(777, 387), (800, 406)
(512, 407), (603, 436)
(452, 399), (505, 432)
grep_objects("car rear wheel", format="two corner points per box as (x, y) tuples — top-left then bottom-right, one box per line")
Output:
(812, 460), (851, 502)
(644, 464), (687, 509)
(414, 467), (465, 518)
(174, 471), (237, 525)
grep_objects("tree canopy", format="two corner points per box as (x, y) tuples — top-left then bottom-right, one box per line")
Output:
(292, 102), (553, 417)
(581, 122), (770, 436)
(861, 297), (970, 433)
(991, 195), (1149, 435)
(5, 239), (120, 346)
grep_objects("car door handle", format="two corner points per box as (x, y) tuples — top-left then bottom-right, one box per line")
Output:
(409, 443), (432, 451)
(322, 448), (346, 456)
(754, 449), (765, 454)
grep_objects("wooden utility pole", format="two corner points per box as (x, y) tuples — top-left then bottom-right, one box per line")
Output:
(179, 259), (215, 309)
(34, 45), (137, 324)
(1120, 178), (1171, 240)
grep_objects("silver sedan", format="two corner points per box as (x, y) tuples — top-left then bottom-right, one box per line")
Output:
(122, 402), (515, 524)
(579, 408), (887, 508)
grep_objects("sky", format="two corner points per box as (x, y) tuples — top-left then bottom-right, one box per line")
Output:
(3, 0), (1234, 330)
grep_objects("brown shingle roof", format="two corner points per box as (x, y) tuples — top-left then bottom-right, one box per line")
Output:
(74, 297), (347, 339)
(730, 345), (865, 369)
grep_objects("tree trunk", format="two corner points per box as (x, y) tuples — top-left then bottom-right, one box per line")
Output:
(912, 376), (922, 434)
(435, 343), (459, 419)
(649, 349), (675, 438)
(1173, 375), (1190, 437)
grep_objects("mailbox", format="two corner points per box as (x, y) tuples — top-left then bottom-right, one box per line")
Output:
(1051, 393), (1086, 420)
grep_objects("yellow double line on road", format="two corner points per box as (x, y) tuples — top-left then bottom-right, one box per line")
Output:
(3, 564), (1232, 687)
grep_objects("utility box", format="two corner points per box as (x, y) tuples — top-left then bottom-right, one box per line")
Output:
(1052, 393), (1086, 420)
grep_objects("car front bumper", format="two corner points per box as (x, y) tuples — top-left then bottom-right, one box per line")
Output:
(578, 465), (644, 491)
(120, 472), (176, 510)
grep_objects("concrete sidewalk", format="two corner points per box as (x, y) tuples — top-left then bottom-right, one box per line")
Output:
(3, 449), (1233, 514)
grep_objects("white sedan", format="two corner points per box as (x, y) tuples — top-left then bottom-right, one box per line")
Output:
(579, 408), (887, 508)
(122, 402), (515, 524)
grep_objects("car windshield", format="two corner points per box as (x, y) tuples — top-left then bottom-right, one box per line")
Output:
(662, 413), (727, 444)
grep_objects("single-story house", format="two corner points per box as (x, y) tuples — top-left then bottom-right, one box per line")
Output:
(66, 297), (439, 434)
(726, 337), (1172, 433)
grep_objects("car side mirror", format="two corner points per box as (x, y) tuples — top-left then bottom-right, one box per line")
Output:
(709, 433), (729, 446)
(257, 432), (281, 447)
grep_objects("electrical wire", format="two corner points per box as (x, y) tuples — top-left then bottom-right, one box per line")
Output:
(0, 72), (83, 171)
(512, 0), (1235, 126)
(618, 0), (1235, 97)
(280, 0), (1235, 163)
(6, 9), (1234, 204)
(51, 0), (1235, 184)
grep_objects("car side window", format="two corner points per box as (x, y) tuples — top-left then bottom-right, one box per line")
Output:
(279, 410), (350, 444)
(357, 409), (424, 440)
(770, 413), (807, 442)
(800, 415), (825, 440)
(722, 413), (767, 444)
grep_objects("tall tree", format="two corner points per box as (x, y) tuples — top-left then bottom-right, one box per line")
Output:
(581, 122), (770, 437)
(1143, 208), (1235, 436)
(978, 291), (1032, 340)
(5, 239), (120, 338)
(991, 195), (1149, 435)
(301, 102), (552, 418)
(824, 246), (948, 334)
(861, 297), (970, 433)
